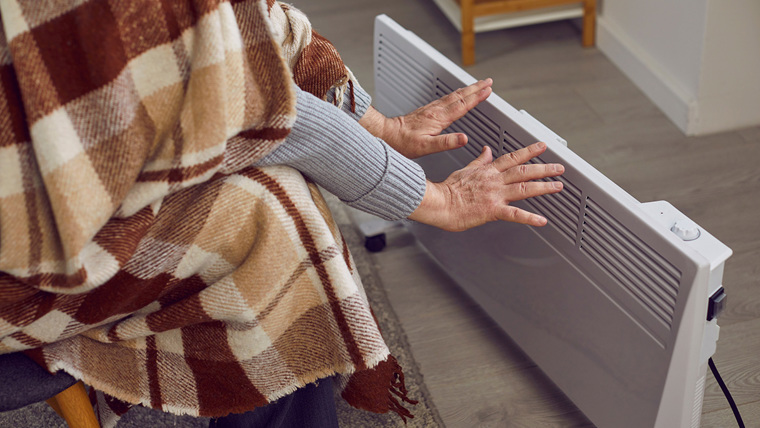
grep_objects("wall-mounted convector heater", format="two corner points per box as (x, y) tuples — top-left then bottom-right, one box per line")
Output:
(373, 15), (732, 428)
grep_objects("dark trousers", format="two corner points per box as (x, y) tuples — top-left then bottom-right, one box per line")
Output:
(209, 377), (339, 428)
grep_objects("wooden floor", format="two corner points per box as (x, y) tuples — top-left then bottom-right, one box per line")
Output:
(297, 1), (760, 426)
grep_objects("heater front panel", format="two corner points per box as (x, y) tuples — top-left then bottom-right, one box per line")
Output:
(373, 15), (728, 428)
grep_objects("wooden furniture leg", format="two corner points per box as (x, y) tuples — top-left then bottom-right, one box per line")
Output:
(46, 381), (100, 428)
(461, 0), (476, 66)
(582, 0), (596, 46)
(453, 0), (596, 65)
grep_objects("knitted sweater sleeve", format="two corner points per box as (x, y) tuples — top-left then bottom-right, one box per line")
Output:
(256, 85), (426, 221)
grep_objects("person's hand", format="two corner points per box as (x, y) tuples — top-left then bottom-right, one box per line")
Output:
(408, 142), (564, 231)
(359, 79), (493, 159)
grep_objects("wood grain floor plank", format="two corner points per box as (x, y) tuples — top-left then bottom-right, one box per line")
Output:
(701, 400), (760, 428)
(497, 83), (603, 135)
(738, 125), (760, 143)
(572, 77), (667, 125)
(703, 318), (760, 413)
(718, 247), (760, 325)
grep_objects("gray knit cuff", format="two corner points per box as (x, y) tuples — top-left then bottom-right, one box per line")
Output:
(324, 76), (372, 121)
(258, 86), (425, 221)
(346, 143), (426, 221)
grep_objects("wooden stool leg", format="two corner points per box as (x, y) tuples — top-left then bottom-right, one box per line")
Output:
(46, 395), (64, 417)
(582, 0), (596, 46)
(46, 381), (100, 428)
(461, 0), (476, 65)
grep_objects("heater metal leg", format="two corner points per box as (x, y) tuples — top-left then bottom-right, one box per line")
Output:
(358, 219), (402, 253)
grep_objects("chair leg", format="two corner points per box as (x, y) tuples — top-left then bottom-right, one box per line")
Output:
(461, 0), (476, 65)
(46, 395), (64, 416)
(46, 381), (100, 428)
(582, 0), (596, 46)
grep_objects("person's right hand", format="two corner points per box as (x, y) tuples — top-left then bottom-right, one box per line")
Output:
(358, 79), (493, 159)
(407, 142), (564, 231)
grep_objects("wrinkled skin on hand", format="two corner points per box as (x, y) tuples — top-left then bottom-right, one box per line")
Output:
(408, 142), (564, 231)
(360, 79), (494, 159)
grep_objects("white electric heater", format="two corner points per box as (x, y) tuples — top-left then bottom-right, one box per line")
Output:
(373, 15), (732, 428)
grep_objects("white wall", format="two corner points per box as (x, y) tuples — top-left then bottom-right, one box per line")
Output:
(696, 0), (760, 134)
(597, 0), (760, 135)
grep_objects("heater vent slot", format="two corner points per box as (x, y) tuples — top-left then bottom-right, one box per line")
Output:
(526, 177), (582, 242)
(691, 374), (706, 428)
(502, 130), (524, 155)
(503, 131), (582, 242)
(580, 198), (681, 328)
(503, 130), (543, 163)
(377, 36), (436, 109)
(436, 79), (500, 159)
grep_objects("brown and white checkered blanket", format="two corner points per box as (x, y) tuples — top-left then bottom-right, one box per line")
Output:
(0, 0), (414, 425)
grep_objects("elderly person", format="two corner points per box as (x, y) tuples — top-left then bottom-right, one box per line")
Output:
(0, 1), (562, 427)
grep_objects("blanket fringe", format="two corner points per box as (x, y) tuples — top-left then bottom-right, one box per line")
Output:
(90, 389), (131, 428)
(332, 67), (358, 113)
(341, 355), (418, 423)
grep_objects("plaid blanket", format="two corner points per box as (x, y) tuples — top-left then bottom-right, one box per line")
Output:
(0, 0), (414, 425)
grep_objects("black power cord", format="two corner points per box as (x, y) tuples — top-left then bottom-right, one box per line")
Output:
(708, 357), (745, 428)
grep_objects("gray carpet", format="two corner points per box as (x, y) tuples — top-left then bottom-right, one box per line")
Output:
(0, 195), (443, 427)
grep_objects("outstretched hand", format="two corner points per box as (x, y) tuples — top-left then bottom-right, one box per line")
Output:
(408, 142), (564, 231)
(359, 79), (493, 159)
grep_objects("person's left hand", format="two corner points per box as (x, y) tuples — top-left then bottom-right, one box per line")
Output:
(359, 79), (493, 159)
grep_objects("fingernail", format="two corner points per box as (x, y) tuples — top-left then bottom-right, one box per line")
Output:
(536, 215), (547, 225)
(537, 142), (546, 149)
(553, 181), (563, 190)
(554, 164), (564, 173)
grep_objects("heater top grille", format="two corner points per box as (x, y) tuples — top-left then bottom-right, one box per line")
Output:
(436, 79), (500, 158)
(436, 77), (684, 332)
(376, 35), (435, 112)
(581, 198), (681, 329)
(503, 130), (582, 242)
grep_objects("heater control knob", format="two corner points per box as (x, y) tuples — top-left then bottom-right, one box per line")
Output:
(671, 219), (700, 241)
